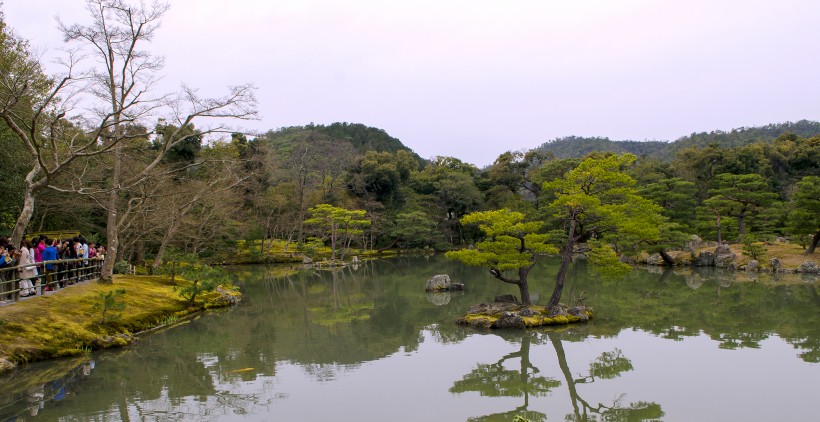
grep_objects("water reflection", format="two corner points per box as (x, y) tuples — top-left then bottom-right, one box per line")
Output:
(0, 356), (94, 420)
(0, 256), (817, 420)
(452, 330), (663, 422)
(450, 333), (557, 421)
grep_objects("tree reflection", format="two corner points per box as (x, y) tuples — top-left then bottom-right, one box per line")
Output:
(450, 333), (555, 422)
(548, 334), (663, 421)
(452, 332), (663, 422)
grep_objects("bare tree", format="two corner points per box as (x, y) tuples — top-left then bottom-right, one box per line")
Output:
(54, 0), (257, 282)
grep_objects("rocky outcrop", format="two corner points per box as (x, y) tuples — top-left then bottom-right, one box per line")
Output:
(714, 245), (736, 268)
(770, 258), (781, 272)
(491, 311), (526, 329)
(213, 286), (240, 306)
(746, 260), (759, 272)
(0, 358), (14, 372)
(798, 262), (820, 274)
(692, 251), (715, 267)
(568, 306), (590, 321)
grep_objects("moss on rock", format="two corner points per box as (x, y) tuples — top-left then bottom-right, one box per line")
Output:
(458, 304), (592, 329)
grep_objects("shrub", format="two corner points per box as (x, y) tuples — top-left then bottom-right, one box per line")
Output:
(92, 289), (127, 323)
(742, 236), (767, 261)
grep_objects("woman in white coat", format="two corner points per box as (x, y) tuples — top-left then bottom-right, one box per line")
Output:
(19, 239), (37, 296)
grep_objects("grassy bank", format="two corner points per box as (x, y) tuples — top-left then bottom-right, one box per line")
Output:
(0, 275), (239, 373)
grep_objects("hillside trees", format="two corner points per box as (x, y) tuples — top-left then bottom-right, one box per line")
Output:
(787, 176), (820, 253)
(543, 154), (664, 310)
(0, 9), (100, 246)
(702, 173), (778, 239)
(304, 204), (371, 262)
(55, 0), (257, 281)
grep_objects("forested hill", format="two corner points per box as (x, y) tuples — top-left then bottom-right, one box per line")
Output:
(264, 122), (422, 161)
(536, 120), (820, 160)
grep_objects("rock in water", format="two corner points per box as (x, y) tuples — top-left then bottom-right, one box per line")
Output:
(425, 274), (451, 292)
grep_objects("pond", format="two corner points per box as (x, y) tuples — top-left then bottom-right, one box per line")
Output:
(1, 256), (818, 421)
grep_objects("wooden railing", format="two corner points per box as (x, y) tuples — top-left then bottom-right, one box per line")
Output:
(0, 257), (105, 304)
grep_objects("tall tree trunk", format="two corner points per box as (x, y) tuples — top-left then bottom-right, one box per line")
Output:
(518, 265), (532, 305)
(100, 144), (122, 283)
(737, 212), (746, 239)
(10, 179), (38, 247)
(547, 219), (576, 310)
(806, 230), (820, 254)
(151, 218), (182, 268)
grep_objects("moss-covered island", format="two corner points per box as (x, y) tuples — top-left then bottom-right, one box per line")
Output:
(457, 302), (593, 329)
(0, 275), (240, 373)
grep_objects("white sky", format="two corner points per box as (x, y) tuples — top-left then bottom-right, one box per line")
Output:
(5, 0), (820, 166)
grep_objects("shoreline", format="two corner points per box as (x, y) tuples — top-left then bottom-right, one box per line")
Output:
(0, 274), (240, 374)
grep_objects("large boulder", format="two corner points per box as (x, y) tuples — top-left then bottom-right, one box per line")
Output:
(671, 251), (692, 266)
(693, 251), (715, 267)
(770, 258), (781, 272)
(714, 245), (736, 268)
(798, 262), (820, 274)
(746, 260), (759, 272)
(646, 254), (664, 266)
(568, 306), (590, 321)
(491, 311), (525, 329)
(425, 274), (452, 292)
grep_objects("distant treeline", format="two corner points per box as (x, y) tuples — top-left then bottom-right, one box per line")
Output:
(537, 120), (820, 160)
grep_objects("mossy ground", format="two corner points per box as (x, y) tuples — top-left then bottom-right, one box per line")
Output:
(459, 305), (593, 329)
(696, 242), (816, 270)
(0, 275), (239, 371)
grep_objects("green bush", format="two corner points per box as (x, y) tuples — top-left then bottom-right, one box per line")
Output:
(742, 236), (767, 261)
(112, 260), (130, 275)
(92, 289), (127, 323)
(175, 263), (228, 307)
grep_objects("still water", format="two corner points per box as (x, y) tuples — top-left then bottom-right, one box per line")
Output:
(1, 256), (818, 421)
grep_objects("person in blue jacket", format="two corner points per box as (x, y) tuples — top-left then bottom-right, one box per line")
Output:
(42, 238), (59, 289)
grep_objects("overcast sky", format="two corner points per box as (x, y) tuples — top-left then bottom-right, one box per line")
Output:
(5, 0), (820, 166)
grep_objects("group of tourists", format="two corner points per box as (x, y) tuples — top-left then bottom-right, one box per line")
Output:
(0, 235), (106, 299)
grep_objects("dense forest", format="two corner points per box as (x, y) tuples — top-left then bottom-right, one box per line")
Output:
(0, 4), (818, 277)
(537, 120), (820, 160)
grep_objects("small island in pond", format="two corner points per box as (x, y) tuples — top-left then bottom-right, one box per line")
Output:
(457, 301), (592, 329)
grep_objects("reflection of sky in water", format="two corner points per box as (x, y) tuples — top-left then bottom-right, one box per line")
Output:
(1, 257), (818, 421)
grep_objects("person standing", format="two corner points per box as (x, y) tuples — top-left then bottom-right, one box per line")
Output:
(79, 237), (90, 281)
(18, 239), (37, 296)
(42, 239), (58, 290)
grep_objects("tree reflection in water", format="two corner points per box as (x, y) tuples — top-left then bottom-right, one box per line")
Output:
(451, 331), (663, 422)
